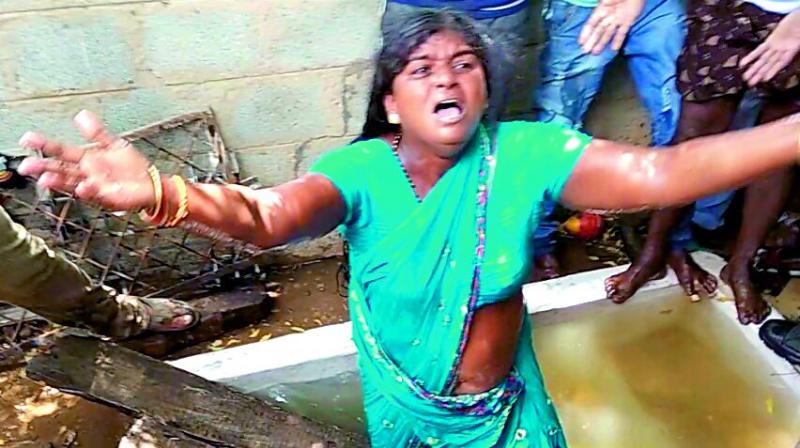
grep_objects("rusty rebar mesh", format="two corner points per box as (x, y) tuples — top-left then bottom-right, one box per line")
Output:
(1, 110), (258, 300)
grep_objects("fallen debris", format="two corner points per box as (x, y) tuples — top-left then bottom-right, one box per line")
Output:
(27, 334), (368, 447)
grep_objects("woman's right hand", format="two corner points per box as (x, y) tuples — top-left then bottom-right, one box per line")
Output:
(17, 110), (156, 212)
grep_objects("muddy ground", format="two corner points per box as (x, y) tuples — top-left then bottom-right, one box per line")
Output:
(0, 258), (354, 448)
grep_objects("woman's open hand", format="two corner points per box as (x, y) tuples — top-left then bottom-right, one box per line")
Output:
(17, 110), (156, 212)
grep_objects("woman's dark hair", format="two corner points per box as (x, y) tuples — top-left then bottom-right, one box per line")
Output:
(360, 8), (512, 139)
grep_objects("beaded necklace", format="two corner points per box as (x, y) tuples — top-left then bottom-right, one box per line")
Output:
(391, 132), (421, 202)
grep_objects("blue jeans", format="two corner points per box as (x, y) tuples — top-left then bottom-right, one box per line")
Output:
(532, 0), (686, 254)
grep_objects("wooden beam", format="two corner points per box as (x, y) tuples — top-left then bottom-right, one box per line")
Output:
(27, 334), (368, 448)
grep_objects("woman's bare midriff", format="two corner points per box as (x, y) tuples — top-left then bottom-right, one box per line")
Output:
(453, 291), (524, 395)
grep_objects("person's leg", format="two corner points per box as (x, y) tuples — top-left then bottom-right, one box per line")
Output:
(722, 97), (800, 324)
(0, 205), (196, 338)
(605, 0), (713, 300)
(606, 98), (740, 302)
(531, 199), (560, 281)
(606, 0), (764, 302)
(692, 93), (764, 230)
(532, 0), (618, 126)
(706, 1), (800, 324)
(531, 0), (618, 279)
(622, 0), (685, 147)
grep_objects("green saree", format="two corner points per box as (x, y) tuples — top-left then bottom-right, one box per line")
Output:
(310, 121), (590, 447)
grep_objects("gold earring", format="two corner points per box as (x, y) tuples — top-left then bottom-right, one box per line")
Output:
(388, 113), (400, 124)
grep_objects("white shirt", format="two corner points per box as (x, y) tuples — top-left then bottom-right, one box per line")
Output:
(745, 0), (800, 14)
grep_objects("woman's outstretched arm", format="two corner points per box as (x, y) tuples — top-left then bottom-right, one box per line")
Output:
(17, 110), (345, 249)
(560, 115), (800, 211)
(162, 175), (345, 248)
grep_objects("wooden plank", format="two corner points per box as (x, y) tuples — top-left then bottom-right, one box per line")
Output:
(27, 334), (368, 448)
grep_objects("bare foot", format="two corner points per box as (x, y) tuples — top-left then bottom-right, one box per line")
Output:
(531, 253), (561, 282)
(605, 251), (667, 304)
(667, 250), (718, 302)
(720, 263), (771, 325)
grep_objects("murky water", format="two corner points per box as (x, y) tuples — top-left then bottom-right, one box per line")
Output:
(260, 289), (800, 446)
(262, 370), (367, 433)
(535, 290), (800, 448)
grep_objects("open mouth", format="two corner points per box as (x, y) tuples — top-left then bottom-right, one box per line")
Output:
(433, 99), (465, 124)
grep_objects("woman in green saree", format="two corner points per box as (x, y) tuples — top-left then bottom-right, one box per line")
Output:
(16, 9), (800, 448)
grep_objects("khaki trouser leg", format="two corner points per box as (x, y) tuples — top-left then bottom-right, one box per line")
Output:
(0, 205), (147, 338)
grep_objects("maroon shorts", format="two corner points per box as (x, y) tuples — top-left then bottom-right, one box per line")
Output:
(678, 0), (800, 102)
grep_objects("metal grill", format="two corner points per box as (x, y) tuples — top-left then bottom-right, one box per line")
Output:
(0, 110), (270, 368)
(2, 110), (259, 298)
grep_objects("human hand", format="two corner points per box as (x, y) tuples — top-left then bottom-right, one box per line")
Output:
(579, 0), (645, 55)
(17, 110), (156, 212)
(740, 10), (800, 86)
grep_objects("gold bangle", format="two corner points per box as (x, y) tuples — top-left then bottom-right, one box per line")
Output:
(139, 165), (162, 222)
(166, 175), (189, 227)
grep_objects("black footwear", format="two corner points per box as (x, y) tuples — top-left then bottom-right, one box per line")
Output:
(759, 319), (800, 365)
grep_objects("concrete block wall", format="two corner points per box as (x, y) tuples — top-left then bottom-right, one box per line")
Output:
(0, 0), (384, 161)
(0, 0), (652, 261)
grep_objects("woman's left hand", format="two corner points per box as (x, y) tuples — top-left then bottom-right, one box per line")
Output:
(740, 10), (800, 87)
(17, 110), (156, 212)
